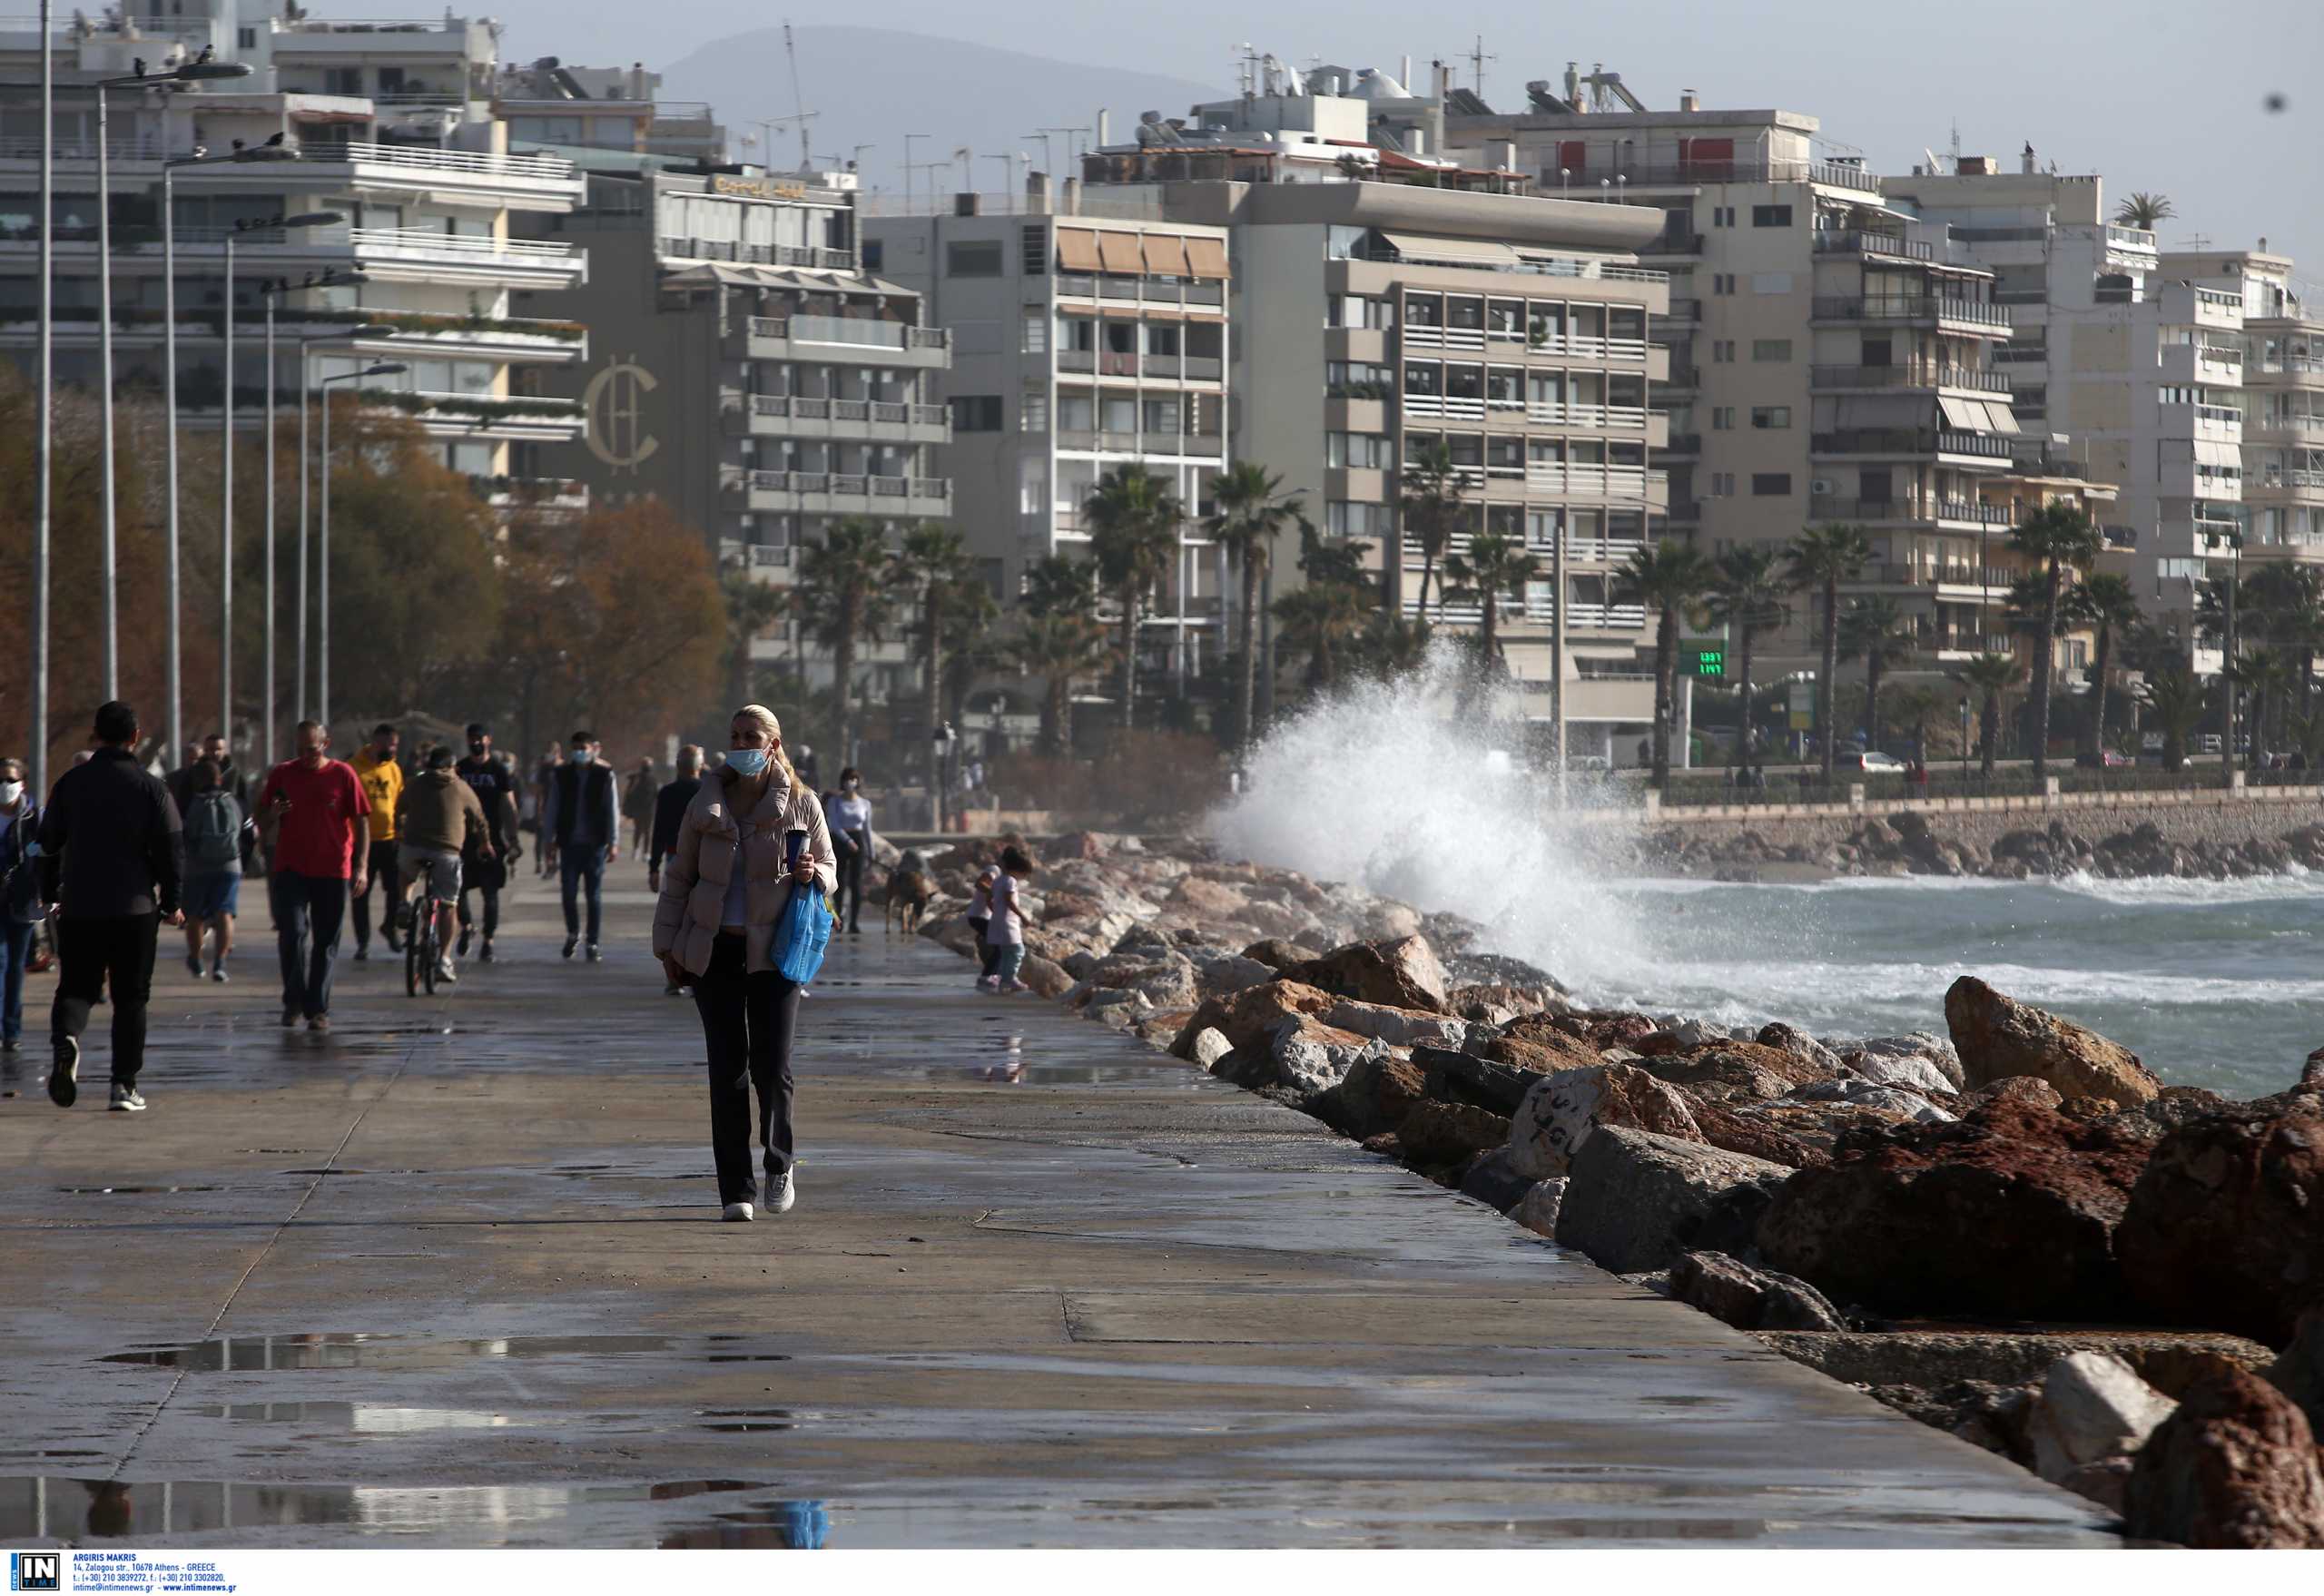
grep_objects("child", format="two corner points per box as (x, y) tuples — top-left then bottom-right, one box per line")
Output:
(983, 847), (1034, 993)
(968, 862), (1000, 990)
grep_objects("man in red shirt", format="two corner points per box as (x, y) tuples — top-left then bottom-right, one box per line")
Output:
(256, 720), (371, 1032)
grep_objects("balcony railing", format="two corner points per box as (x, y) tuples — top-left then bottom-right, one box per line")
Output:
(1811, 429), (2013, 459)
(1812, 294), (2011, 329)
(1809, 363), (2010, 393)
(346, 226), (580, 268)
(1809, 496), (2014, 526)
(1550, 157), (1879, 193)
(1813, 230), (1935, 261)
(1845, 562), (2018, 589)
(741, 469), (950, 502)
(337, 141), (576, 182)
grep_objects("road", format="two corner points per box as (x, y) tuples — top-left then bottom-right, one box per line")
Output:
(0, 878), (2116, 1547)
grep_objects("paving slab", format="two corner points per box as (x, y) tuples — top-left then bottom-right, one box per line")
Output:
(0, 883), (2118, 1548)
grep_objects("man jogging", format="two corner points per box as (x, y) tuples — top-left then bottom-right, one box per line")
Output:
(454, 724), (520, 963)
(37, 701), (183, 1111)
(349, 723), (404, 961)
(257, 721), (370, 1032)
(541, 730), (618, 961)
(646, 744), (704, 995)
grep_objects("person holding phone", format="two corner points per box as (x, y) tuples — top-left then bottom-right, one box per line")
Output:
(653, 704), (836, 1223)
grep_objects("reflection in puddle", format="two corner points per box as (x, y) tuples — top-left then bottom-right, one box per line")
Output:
(694, 1408), (797, 1433)
(188, 1403), (515, 1432)
(102, 1334), (679, 1370)
(662, 1498), (830, 1550)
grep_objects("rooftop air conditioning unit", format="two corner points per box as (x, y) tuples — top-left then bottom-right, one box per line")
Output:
(1810, 478), (1837, 496)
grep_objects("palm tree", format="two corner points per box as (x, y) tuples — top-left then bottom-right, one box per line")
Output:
(1883, 684), (1945, 766)
(1083, 464), (1183, 733)
(1020, 553), (1099, 621)
(1009, 611), (1111, 755)
(1951, 652), (2026, 776)
(791, 516), (895, 765)
(891, 523), (974, 803)
(1397, 437), (1464, 620)
(1618, 539), (1716, 788)
(2137, 658), (2211, 772)
(720, 566), (787, 710)
(2114, 192), (2175, 230)
(1837, 594), (1916, 755)
(1785, 523), (1872, 783)
(2007, 501), (2103, 782)
(1442, 529), (1541, 682)
(1354, 611), (1431, 682)
(2061, 571), (2141, 762)
(2238, 646), (2299, 759)
(2244, 561), (2324, 724)
(1205, 460), (1308, 752)
(938, 577), (1003, 731)
(1274, 582), (1368, 693)
(1705, 546), (1787, 776)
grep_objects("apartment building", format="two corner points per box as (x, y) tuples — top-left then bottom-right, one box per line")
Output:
(1050, 74), (1670, 758)
(1443, 74), (2021, 677)
(862, 199), (1232, 678)
(513, 164), (951, 694)
(2173, 251), (2319, 576)
(1976, 454), (2119, 685)
(0, 5), (591, 493)
(493, 59), (725, 165)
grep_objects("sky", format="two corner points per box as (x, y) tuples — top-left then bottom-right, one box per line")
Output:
(490, 0), (2324, 276)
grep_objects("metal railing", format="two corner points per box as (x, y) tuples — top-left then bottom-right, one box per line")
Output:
(1548, 157), (1880, 193)
(1808, 496), (2014, 526)
(1837, 561), (2018, 588)
(1812, 294), (2011, 329)
(1809, 363), (2010, 392)
(1813, 229), (1934, 261)
(1811, 429), (2013, 459)
(337, 140), (576, 181)
(346, 226), (580, 266)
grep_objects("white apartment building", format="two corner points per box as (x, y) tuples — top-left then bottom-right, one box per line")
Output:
(0, 5), (590, 492)
(863, 201), (1231, 680)
(493, 59), (724, 166)
(2175, 251), (2320, 576)
(1444, 76), (2021, 675)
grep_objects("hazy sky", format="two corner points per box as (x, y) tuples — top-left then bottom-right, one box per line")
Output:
(494, 0), (2324, 274)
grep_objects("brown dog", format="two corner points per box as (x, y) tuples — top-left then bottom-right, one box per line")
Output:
(885, 869), (934, 936)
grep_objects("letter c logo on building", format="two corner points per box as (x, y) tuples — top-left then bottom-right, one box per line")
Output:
(585, 354), (659, 473)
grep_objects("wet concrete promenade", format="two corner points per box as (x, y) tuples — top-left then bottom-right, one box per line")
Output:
(0, 883), (2116, 1548)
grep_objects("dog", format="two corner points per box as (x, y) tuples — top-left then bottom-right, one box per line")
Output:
(884, 850), (935, 936)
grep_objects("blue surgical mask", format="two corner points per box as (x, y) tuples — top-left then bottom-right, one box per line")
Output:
(725, 747), (769, 776)
(571, 747), (595, 764)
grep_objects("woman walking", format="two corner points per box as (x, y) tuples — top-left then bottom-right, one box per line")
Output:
(0, 757), (38, 1050)
(655, 705), (836, 1223)
(822, 768), (872, 936)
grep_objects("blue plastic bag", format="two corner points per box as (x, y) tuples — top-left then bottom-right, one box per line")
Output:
(769, 830), (832, 983)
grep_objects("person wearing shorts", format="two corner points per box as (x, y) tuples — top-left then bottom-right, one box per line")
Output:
(392, 745), (491, 985)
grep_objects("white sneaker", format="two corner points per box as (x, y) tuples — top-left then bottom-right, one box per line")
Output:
(721, 1201), (754, 1223)
(436, 958), (458, 984)
(764, 1169), (795, 1215)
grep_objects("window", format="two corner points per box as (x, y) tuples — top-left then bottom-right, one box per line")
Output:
(1710, 472), (1736, 497)
(1326, 501), (1389, 538)
(950, 396), (1005, 431)
(1711, 340), (1737, 362)
(1021, 311), (1048, 354)
(1710, 407), (1735, 430)
(1749, 272), (1794, 294)
(1019, 394), (1049, 432)
(237, 25), (257, 48)
(1712, 273), (1736, 295)
(1328, 432), (1393, 469)
(945, 241), (1003, 278)
(1751, 339), (1793, 362)
(861, 239), (883, 271)
(1020, 225), (1048, 275)
(1751, 204), (1794, 228)
(1751, 406), (1791, 429)
(1750, 473), (1793, 496)
(1710, 205), (1735, 228)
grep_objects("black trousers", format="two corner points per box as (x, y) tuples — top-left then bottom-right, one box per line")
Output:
(52, 913), (159, 1086)
(350, 838), (402, 951)
(967, 917), (1000, 979)
(835, 831), (867, 930)
(692, 931), (801, 1206)
(456, 882), (499, 939)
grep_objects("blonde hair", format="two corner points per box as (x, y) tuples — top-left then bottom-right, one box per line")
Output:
(726, 703), (802, 792)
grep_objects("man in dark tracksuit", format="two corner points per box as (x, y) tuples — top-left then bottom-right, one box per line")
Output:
(646, 744), (704, 995)
(541, 729), (619, 961)
(37, 700), (184, 1112)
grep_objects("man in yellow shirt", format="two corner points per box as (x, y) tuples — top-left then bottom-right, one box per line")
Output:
(349, 724), (405, 960)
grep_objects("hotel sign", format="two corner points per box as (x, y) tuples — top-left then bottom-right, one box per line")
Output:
(712, 175), (808, 201)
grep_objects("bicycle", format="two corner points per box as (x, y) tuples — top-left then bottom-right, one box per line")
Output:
(404, 867), (450, 998)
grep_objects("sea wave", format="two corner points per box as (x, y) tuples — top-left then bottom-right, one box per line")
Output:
(1602, 956), (2324, 1015)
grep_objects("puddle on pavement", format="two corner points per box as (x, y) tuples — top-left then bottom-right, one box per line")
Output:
(695, 1408), (797, 1433)
(661, 1498), (832, 1549)
(55, 1187), (226, 1196)
(101, 1334), (680, 1370)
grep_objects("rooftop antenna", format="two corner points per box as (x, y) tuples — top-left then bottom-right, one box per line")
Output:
(783, 21), (814, 168)
(1466, 34), (1497, 95)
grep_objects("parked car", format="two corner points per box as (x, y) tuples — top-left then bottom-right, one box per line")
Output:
(1835, 751), (1908, 773)
(2074, 749), (2132, 768)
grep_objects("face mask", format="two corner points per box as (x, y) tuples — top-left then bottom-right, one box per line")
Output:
(571, 748), (595, 765)
(845, 779), (861, 793)
(725, 748), (769, 776)
(0, 781), (21, 805)
(469, 742), (487, 756)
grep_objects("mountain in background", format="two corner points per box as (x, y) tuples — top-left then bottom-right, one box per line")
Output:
(656, 25), (1222, 202)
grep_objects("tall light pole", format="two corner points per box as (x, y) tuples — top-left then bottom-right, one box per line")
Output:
(293, 299), (380, 732)
(32, 0), (51, 796)
(318, 362), (407, 730)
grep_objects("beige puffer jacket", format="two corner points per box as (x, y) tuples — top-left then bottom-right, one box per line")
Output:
(652, 770), (838, 977)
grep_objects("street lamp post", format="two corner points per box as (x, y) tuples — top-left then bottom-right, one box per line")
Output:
(1958, 696), (1972, 782)
(317, 361), (407, 730)
(32, 0), (51, 797)
(293, 301), (382, 731)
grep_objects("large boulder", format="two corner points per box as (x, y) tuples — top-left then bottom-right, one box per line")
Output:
(2115, 1099), (2324, 1345)
(1398, 1101), (1513, 1169)
(1450, 983), (1567, 1025)
(1634, 1041), (1841, 1103)
(1192, 952), (1276, 999)
(1018, 952), (1075, 999)
(1944, 976), (2162, 1108)
(2268, 1308), (2324, 1439)
(1556, 1128), (1792, 1274)
(1480, 1023), (1607, 1074)
(1167, 874), (1251, 920)
(1313, 1050), (1428, 1141)
(1267, 1016), (1384, 1097)
(1755, 1098), (2152, 1321)
(1169, 980), (1336, 1059)
(1507, 1063), (1704, 1181)
(1669, 1250), (1847, 1333)
(1241, 938), (1320, 972)
(2024, 1353), (2178, 1486)
(1512, 1177), (1568, 1239)
(1323, 998), (1467, 1050)
(2123, 1366), (2324, 1548)
(1283, 935), (1451, 1014)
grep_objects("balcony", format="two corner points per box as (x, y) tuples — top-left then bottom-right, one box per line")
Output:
(1661, 432), (1701, 455)
(1662, 298), (1702, 324)
(1410, 531), (1646, 568)
(1844, 562), (2018, 591)
(1137, 431), (1225, 458)
(343, 226), (586, 285)
(1811, 429), (2013, 461)
(2244, 414), (2324, 446)
(732, 316), (952, 368)
(2248, 356), (2324, 391)
(468, 474), (589, 515)
(1812, 230), (1935, 261)
(2249, 468), (2324, 504)
(1400, 596), (1649, 631)
(1664, 365), (1702, 390)
(1519, 462), (1666, 504)
(1811, 294), (2011, 330)
(1809, 364), (2010, 393)
(1809, 496), (2014, 527)
(1553, 156), (1880, 194)
(731, 393), (950, 444)
(731, 468), (952, 519)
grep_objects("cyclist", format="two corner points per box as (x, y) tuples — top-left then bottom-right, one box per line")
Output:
(392, 744), (491, 985)
(454, 724), (520, 963)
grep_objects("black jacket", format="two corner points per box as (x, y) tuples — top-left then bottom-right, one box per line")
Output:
(649, 775), (702, 871)
(38, 747), (182, 918)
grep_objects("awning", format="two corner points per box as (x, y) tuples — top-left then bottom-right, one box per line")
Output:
(1097, 231), (1145, 275)
(1827, 394), (1935, 429)
(1054, 229), (1103, 272)
(1983, 399), (2022, 435)
(1379, 231), (1518, 267)
(1141, 234), (1190, 277)
(1184, 310), (1226, 325)
(2194, 438), (2242, 468)
(1185, 236), (1231, 279)
(1937, 395), (1990, 431)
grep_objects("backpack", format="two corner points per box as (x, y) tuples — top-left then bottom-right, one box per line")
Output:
(188, 791), (241, 870)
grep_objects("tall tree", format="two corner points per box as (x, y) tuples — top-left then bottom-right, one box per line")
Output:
(1951, 652), (2026, 776)
(2061, 571), (2141, 760)
(1019, 552), (1099, 621)
(1838, 594), (1917, 754)
(792, 516), (895, 766)
(1785, 523), (1872, 783)
(1083, 464), (1183, 733)
(1272, 582), (1368, 693)
(1705, 545), (1787, 776)
(938, 577), (1003, 730)
(2007, 501), (2102, 782)
(1397, 436), (1464, 621)
(2244, 561), (2324, 725)
(891, 523), (975, 802)
(1009, 611), (1110, 755)
(1442, 529), (1540, 684)
(1618, 539), (1716, 789)
(720, 567), (787, 713)
(1882, 684), (1946, 765)
(1204, 460), (1307, 752)
(2136, 658), (2211, 772)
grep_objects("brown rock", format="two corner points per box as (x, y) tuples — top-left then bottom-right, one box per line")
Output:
(1284, 935), (1452, 1013)
(1560, 1010), (1660, 1050)
(1397, 1101), (1513, 1169)
(1018, 953), (1075, 1000)
(2304, 1047), (2324, 1093)
(1475, 1033), (1602, 1076)
(1240, 938), (1321, 971)
(2123, 1366), (2324, 1548)
(1168, 980), (1337, 1060)
(1756, 1098), (2152, 1320)
(2267, 1308), (2324, 1439)
(1507, 1063), (1706, 1180)
(1315, 1053), (1429, 1141)
(1496, 1017), (1607, 1069)
(1449, 982), (1562, 1025)
(1945, 975), (2163, 1108)
(2116, 1099), (2324, 1345)
(1969, 1076), (2065, 1114)
(1636, 1041), (1841, 1103)
(1167, 875), (1252, 919)
(1687, 1100), (1827, 1168)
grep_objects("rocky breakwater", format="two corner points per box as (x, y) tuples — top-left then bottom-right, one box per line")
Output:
(1651, 812), (2324, 882)
(898, 832), (2324, 1545)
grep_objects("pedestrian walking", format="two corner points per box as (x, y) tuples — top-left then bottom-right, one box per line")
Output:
(256, 721), (371, 1032)
(984, 846), (1034, 993)
(395, 745), (491, 986)
(530, 744), (564, 877)
(454, 724), (520, 964)
(648, 745), (704, 996)
(654, 704), (835, 1223)
(542, 730), (619, 961)
(178, 758), (250, 983)
(824, 767), (872, 935)
(793, 743), (819, 793)
(34, 701), (183, 1110)
(0, 755), (40, 1052)
(623, 756), (657, 856)
(965, 862), (1001, 990)
(349, 724), (405, 961)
